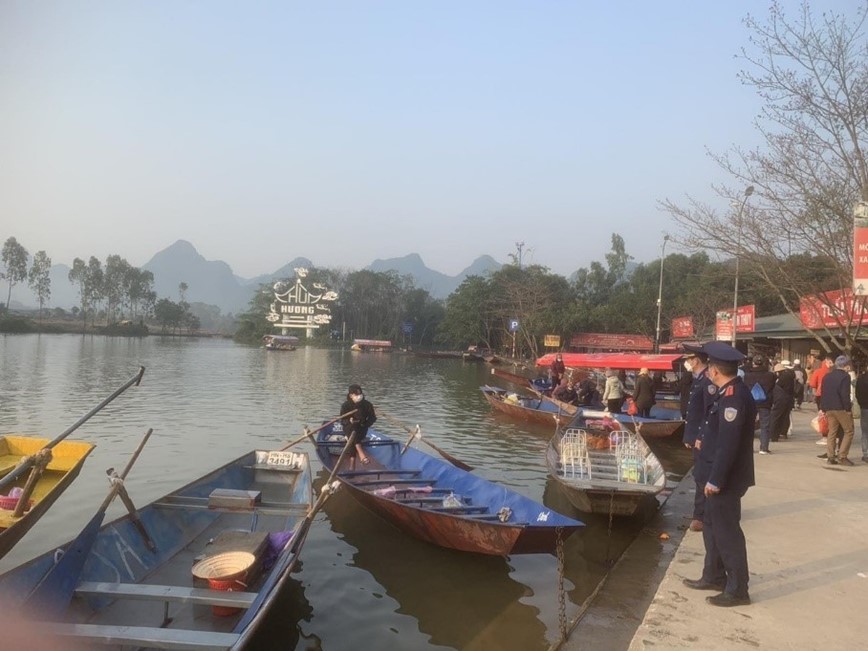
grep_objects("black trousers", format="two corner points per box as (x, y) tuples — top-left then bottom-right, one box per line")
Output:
(702, 489), (749, 597)
(692, 448), (705, 520)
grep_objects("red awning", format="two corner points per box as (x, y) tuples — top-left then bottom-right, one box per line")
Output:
(536, 352), (683, 371)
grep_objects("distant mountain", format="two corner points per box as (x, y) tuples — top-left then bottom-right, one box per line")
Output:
(6, 240), (504, 313)
(142, 240), (252, 314)
(242, 257), (314, 287)
(368, 253), (501, 298)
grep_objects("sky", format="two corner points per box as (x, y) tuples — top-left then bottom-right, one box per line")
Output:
(0, 1), (857, 279)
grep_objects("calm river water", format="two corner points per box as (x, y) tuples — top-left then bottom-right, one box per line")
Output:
(0, 334), (691, 650)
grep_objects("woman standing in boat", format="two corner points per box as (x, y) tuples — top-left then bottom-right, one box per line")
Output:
(633, 368), (656, 417)
(602, 368), (626, 413)
(340, 384), (377, 467)
(551, 354), (566, 390)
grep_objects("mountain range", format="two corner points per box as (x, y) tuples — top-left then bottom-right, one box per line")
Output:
(7, 240), (503, 314)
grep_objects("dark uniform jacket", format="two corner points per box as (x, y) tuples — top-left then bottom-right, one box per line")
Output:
(682, 368), (715, 447)
(696, 377), (756, 494)
(855, 372), (868, 409)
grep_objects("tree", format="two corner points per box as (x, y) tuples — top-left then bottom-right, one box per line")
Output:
(103, 254), (131, 323)
(1, 237), (29, 309)
(661, 2), (868, 355)
(27, 250), (52, 321)
(68, 256), (104, 328)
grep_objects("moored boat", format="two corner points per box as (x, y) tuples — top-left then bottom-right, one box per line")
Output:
(0, 445), (315, 650)
(315, 423), (583, 555)
(570, 407), (684, 439)
(480, 386), (572, 428)
(0, 436), (95, 560)
(546, 423), (666, 516)
(263, 334), (299, 351)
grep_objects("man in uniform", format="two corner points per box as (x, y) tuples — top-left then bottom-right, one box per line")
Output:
(682, 341), (755, 607)
(681, 344), (716, 532)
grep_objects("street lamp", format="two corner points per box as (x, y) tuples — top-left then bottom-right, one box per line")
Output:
(654, 234), (670, 353)
(731, 185), (755, 347)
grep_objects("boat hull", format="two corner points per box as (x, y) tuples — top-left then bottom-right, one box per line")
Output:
(480, 387), (570, 428)
(0, 436), (95, 560)
(316, 426), (583, 556)
(0, 448), (314, 650)
(545, 430), (666, 517)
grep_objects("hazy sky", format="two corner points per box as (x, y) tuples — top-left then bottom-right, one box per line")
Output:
(0, 1), (855, 279)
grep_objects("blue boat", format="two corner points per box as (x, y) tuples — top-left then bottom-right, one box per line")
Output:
(0, 446), (314, 650)
(315, 423), (583, 555)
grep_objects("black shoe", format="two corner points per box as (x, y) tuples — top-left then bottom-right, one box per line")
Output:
(827, 458), (838, 465)
(707, 592), (750, 607)
(683, 578), (726, 591)
(817, 453), (827, 459)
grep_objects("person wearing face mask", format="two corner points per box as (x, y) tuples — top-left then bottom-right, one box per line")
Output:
(682, 341), (755, 607)
(340, 384), (377, 467)
(681, 345), (715, 533)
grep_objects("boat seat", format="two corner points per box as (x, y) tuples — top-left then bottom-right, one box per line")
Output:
(74, 582), (258, 608)
(339, 469), (421, 477)
(393, 496), (472, 504)
(426, 505), (489, 514)
(352, 478), (436, 486)
(43, 623), (240, 650)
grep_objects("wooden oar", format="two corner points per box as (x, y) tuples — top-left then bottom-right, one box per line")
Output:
(281, 410), (356, 451)
(378, 410), (473, 471)
(0, 366), (146, 495)
(22, 428), (153, 619)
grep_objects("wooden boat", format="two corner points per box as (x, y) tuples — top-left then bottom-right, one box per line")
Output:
(263, 334), (298, 351)
(546, 424), (666, 516)
(351, 338), (393, 352)
(480, 386), (572, 428)
(0, 446), (314, 650)
(315, 423), (583, 555)
(0, 436), (95, 560)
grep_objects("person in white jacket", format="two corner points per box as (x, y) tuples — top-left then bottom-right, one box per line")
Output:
(602, 368), (626, 413)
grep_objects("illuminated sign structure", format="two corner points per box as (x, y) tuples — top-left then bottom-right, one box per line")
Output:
(266, 268), (338, 332)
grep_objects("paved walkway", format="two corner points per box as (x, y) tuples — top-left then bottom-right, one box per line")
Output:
(627, 407), (868, 650)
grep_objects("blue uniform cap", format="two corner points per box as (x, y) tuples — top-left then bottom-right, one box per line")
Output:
(691, 341), (746, 364)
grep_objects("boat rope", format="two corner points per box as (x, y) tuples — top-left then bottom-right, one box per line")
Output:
(604, 489), (615, 567)
(556, 526), (567, 640)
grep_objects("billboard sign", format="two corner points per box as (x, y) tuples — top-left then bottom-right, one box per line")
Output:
(267, 268), (338, 331)
(671, 316), (694, 339)
(854, 201), (868, 295)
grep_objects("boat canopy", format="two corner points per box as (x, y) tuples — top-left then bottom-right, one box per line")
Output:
(536, 352), (683, 371)
(353, 339), (392, 348)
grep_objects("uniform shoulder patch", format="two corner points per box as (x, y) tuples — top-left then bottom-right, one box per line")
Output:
(724, 386), (734, 397)
(707, 384), (717, 395)
(724, 407), (738, 422)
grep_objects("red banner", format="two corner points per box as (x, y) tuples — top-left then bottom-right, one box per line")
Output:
(671, 316), (694, 339)
(569, 333), (654, 351)
(855, 202), (868, 295)
(715, 305), (755, 340)
(800, 289), (868, 329)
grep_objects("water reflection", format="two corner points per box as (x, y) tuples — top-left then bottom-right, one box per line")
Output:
(0, 335), (693, 650)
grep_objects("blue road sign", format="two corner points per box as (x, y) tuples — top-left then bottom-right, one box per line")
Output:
(508, 319), (520, 333)
(401, 321), (414, 335)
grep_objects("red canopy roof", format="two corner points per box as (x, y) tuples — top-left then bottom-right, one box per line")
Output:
(536, 352), (683, 371)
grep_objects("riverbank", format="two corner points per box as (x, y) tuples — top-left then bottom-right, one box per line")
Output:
(567, 405), (868, 650)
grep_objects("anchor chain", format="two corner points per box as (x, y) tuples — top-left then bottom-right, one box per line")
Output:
(556, 525), (567, 640)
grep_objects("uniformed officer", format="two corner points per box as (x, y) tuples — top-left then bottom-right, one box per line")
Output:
(682, 341), (755, 607)
(681, 344), (717, 532)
